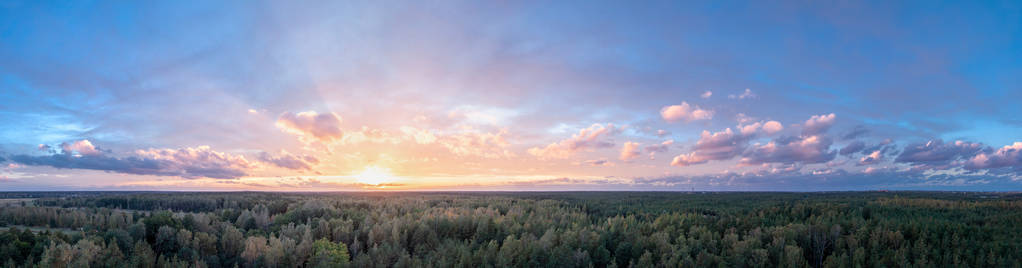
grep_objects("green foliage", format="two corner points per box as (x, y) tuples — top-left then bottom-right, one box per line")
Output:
(310, 238), (350, 267)
(0, 191), (1020, 267)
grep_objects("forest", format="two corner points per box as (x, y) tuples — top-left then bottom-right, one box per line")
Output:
(0, 191), (1020, 267)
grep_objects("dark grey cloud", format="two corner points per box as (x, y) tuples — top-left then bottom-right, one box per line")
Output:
(841, 125), (869, 140)
(11, 144), (255, 179)
(894, 139), (985, 169)
(839, 141), (866, 155)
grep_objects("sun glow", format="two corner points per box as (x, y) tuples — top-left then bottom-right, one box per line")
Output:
(355, 166), (396, 185)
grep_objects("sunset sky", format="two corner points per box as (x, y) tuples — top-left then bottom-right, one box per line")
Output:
(1, 1), (1020, 191)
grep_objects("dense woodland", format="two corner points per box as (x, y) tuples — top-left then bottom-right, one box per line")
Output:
(0, 191), (1020, 267)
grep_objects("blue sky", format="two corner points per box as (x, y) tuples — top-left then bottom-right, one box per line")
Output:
(0, 0), (1020, 191)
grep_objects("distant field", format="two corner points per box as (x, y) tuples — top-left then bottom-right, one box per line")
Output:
(1, 191), (1020, 267)
(0, 198), (34, 206)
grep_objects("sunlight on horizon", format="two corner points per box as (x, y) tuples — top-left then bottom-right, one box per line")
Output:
(353, 166), (397, 186)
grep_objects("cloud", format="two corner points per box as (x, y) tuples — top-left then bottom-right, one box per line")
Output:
(400, 126), (438, 144)
(60, 140), (102, 156)
(528, 123), (617, 159)
(839, 141), (866, 155)
(439, 129), (515, 158)
(660, 102), (713, 122)
(275, 111), (345, 144)
(340, 126), (402, 144)
(841, 125), (869, 140)
(965, 142), (1022, 171)
(858, 150), (884, 165)
(895, 139), (984, 170)
(582, 159), (614, 166)
(645, 140), (673, 153)
(671, 128), (751, 166)
(728, 88), (755, 99)
(12, 144), (256, 179)
(738, 120), (783, 135)
(739, 122), (763, 135)
(619, 141), (641, 161)
(700, 91), (712, 99)
(735, 113), (755, 124)
(741, 135), (836, 165)
(447, 105), (518, 126)
(802, 113), (836, 136)
(762, 121), (783, 134)
(656, 129), (670, 137)
(258, 150), (319, 170)
(670, 118), (790, 167)
(645, 140), (674, 160)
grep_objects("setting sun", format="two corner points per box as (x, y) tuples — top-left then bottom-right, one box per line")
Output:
(354, 166), (396, 185)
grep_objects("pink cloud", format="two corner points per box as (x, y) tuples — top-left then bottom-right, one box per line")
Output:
(741, 135), (836, 165)
(965, 142), (1022, 171)
(60, 140), (101, 156)
(528, 123), (617, 159)
(276, 111), (345, 144)
(670, 128), (751, 166)
(619, 141), (641, 161)
(762, 121), (783, 134)
(134, 146), (258, 178)
(439, 129), (515, 158)
(700, 90), (713, 99)
(660, 102), (713, 122)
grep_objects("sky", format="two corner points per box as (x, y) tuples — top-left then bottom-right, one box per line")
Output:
(1, 0), (1020, 191)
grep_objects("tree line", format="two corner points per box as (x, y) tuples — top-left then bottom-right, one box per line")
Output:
(1, 191), (1020, 267)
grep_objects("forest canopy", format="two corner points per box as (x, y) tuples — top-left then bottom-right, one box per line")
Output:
(1, 191), (1020, 267)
